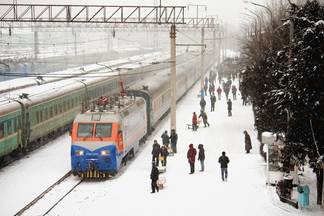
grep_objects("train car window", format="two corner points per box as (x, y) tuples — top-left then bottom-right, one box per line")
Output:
(50, 107), (53, 118)
(13, 118), (17, 132)
(18, 116), (21, 129)
(67, 100), (71, 110)
(45, 108), (48, 120)
(95, 123), (112, 138)
(7, 120), (12, 135)
(40, 110), (43, 122)
(59, 104), (62, 113)
(0, 122), (4, 138)
(77, 123), (93, 137)
(54, 104), (58, 115)
(36, 111), (39, 123)
(63, 101), (66, 112)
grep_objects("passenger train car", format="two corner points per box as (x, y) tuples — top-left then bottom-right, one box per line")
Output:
(70, 49), (216, 178)
(0, 50), (201, 162)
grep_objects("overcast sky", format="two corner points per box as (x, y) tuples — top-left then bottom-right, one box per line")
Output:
(1, 0), (270, 27)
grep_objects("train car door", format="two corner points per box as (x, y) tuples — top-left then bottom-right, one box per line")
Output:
(117, 130), (124, 153)
(21, 101), (31, 150)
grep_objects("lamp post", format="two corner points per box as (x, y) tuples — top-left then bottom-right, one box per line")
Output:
(245, 8), (263, 51)
(245, 8), (262, 38)
(242, 13), (258, 37)
(244, 1), (273, 51)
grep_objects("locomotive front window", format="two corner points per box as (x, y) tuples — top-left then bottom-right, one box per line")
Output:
(95, 123), (112, 138)
(77, 123), (93, 137)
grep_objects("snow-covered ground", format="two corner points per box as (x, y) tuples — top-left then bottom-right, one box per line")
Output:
(0, 79), (323, 216)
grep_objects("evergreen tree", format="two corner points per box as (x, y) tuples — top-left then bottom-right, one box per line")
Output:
(240, 0), (324, 204)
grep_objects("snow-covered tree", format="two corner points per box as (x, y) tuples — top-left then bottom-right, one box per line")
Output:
(284, 0), (324, 205)
(240, 0), (324, 205)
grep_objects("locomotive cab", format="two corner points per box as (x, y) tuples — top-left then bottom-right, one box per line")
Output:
(70, 116), (122, 177)
(70, 96), (147, 178)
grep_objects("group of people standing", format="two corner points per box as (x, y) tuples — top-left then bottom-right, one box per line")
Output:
(191, 99), (211, 131)
(185, 131), (251, 181)
(150, 129), (178, 193)
(187, 143), (205, 174)
(186, 143), (230, 182)
(152, 130), (178, 167)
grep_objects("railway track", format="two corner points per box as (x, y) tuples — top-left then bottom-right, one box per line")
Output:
(14, 171), (83, 216)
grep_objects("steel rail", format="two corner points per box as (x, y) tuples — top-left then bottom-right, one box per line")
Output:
(14, 171), (74, 216)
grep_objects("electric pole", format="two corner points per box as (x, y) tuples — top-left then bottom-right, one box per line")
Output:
(170, 24), (177, 131)
(200, 27), (205, 98)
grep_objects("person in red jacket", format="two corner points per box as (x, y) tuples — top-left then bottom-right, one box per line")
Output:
(192, 112), (198, 131)
(187, 144), (197, 174)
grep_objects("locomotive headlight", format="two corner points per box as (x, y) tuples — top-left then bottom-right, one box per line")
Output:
(100, 150), (110, 156)
(75, 150), (84, 156)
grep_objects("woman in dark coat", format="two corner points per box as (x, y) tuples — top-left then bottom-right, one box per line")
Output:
(200, 98), (206, 112)
(244, 130), (252, 153)
(152, 140), (161, 166)
(227, 99), (232, 116)
(150, 163), (159, 193)
(170, 129), (178, 153)
(161, 130), (170, 147)
(187, 144), (197, 174)
(160, 145), (169, 166)
(198, 144), (205, 171)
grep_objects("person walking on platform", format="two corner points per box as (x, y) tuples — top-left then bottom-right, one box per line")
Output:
(198, 144), (205, 172)
(210, 94), (216, 112)
(161, 130), (170, 147)
(217, 87), (222, 100)
(243, 130), (252, 153)
(152, 140), (161, 166)
(150, 162), (159, 193)
(199, 110), (210, 127)
(227, 99), (232, 116)
(209, 83), (215, 96)
(204, 76), (209, 89)
(232, 85), (237, 100)
(192, 112), (198, 131)
(200, 97), (206, 112)
(170, 129), (178, 153)
(187, 144), (197, 174)
(204, 83), (208, 96)
(160, 145), (169, 166)
(218, 151), (230, 181)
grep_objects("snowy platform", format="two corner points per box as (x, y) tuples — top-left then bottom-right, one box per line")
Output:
(0, 77), (323, 216)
